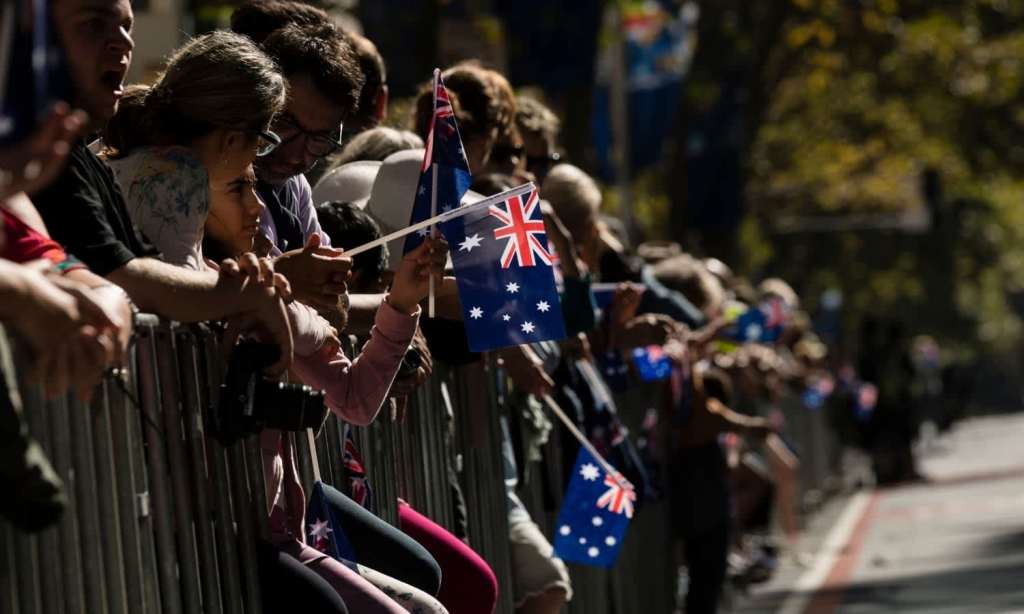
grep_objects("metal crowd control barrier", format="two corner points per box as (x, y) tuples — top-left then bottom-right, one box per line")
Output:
(1, 316), (850, 614)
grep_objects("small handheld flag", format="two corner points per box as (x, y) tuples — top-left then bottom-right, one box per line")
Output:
(406, 69), (472, 316)
(631, 345), (673, 381)
(730, 297), (789, 343)
(440, 187), (567, 352)
(553, 447), (634, 568)
(306, 481), (358, 567)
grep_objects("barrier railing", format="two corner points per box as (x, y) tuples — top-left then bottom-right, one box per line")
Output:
(0, 315), (845, 614)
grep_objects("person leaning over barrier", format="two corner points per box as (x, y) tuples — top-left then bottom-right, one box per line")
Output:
(229, 6), (365, 321)
(33, 0), (295, 374)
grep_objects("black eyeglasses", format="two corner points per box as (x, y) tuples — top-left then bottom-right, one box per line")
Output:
(256, 130), (282, 157)
(273, 114), (344, 158)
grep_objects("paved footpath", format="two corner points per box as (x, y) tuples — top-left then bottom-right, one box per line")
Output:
(735, 413), (1024, 614)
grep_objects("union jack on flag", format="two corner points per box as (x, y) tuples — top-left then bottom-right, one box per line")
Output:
(440, 186), (566, 352)
(597, 472), (637, 518)
(553, 447), (634, 568)
(490, 189), (553, 269)
(405, 69), (472, 255)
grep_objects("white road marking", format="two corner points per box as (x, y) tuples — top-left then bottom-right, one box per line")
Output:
(777, 491), (873, 614)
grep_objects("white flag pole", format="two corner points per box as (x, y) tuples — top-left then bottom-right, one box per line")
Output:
(540, 394), (633, 492)
(344, 182), (535, 257)
(428, 68), (441, 318)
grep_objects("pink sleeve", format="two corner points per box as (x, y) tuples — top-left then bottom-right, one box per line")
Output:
(291, 299), (419, 426)
(288, 300), (331, 357)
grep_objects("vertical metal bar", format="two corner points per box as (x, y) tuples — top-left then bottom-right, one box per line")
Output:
(153, 324), (203, 614)
(227, 441), (264, 614)
(91, 382), (130, 614)
(12, 533), (39, 614)
(197, 331), (245, 614)
(108, 351), (159, 614)
(292, 430), (315, 494)
(22, 380), (62, 614)
(66, 392), (109, 614)
(47, 394), (86, 614)
(135, 323), (184, 614)
(175, 329), (224, 614)
(0, 522), (15, 614)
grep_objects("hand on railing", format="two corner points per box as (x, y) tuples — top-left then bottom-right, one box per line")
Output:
(1, 260), (117, 400)
(217, 253), (294, 375)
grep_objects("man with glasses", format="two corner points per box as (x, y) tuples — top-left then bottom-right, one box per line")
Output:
(230, 16), (366, 315)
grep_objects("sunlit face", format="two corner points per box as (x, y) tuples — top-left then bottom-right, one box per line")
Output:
(207, 164), (265, 257)
(52, 0), (134, 124)
(256, 73), (345, 184)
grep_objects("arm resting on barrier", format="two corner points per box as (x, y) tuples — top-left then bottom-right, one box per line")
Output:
(292, 299), (419, 426)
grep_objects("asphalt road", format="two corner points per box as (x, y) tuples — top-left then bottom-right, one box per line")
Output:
(735, 413), (1024, 614)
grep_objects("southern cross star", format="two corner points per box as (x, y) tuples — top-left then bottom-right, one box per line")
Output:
(580, 463), (601, 481)
(521, 321), (536, 334)
(416, 228), (430, 238)
(469, 306), (483, 319)
(459, 233), (483, 252)
(309, 518), (332, 539)
(506, 282), (520, 293)
(536, 301), (550, 312)
(502, 314), (511, 322)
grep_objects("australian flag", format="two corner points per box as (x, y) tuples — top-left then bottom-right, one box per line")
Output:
(404, 69), (472, 255)
(306, 482), (358, 567)
(631, 345), (673, 382)
(553, 447), (635, 568)
(731, 297), (789, 343)
(442, 187), (567, 351)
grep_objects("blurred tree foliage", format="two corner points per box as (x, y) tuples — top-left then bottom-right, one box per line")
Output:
(660, 0), (1024, 384)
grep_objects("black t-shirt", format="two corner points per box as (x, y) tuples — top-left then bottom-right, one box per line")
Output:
(32, 142), (159, 276)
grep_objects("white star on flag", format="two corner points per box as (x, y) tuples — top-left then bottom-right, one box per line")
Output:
(521, 321), (536, 334)
(441, 204), (453, 213)
(536, 301), (550, 312)
(308, 518), (332, 539)
(502, 314), (511, 322)
(459, 233), (483, 252)
(469, 306), (483, 319)
(580, 463), (600, 481)
(416, 228), (430, 237)
(418, 185), (427, 196)
(506, 282), (520, 293)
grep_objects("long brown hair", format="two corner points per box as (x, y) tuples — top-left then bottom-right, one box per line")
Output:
(104, 31), (287, 157)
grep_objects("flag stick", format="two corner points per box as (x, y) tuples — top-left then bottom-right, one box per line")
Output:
(541, 394), (632, 492)
(427, 67), (441, 318)
(344, 182), (535, 257)
(429, 161), (438, 317)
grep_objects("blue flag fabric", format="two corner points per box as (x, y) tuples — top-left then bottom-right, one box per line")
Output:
(730, 298), (788, 343)
(553, 447), (634, 568)
(440, 188), (567, 352)
(404, 71), (472, 255)
(306, 481), (357, 569)
(631, 345), (672, 382)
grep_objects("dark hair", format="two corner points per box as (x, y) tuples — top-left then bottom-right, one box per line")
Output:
(413, 63), (500, 143)
(516, 95), (560, 141)
(261, 23), (365, 119)
(230, 0), (331, 44)
(104, 31), (286, 157)
(316, 201), (386, 281)
(347, 32), (386, 131)
(470, 173), (515, 197)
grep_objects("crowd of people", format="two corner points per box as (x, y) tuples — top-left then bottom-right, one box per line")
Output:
(0, 0), (903, 613)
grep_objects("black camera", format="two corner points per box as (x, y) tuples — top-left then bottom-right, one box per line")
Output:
(213, 339), (328, 445)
